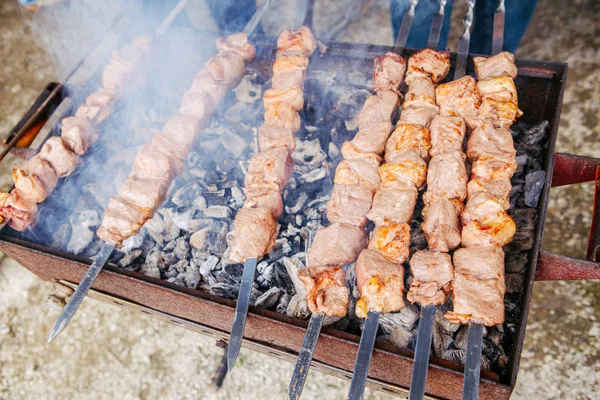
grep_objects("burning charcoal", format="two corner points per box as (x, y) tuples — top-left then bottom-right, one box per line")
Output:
(504, 295), (521, 324)
(172, 182), (203, 207)
(441, 349), (466, 364)
(282, 257), (306, 296)
(229, 186), (245, 209)
(454, 326), (468, 350)
(514, 155), (528, 177)
(207, 221), (229, 254)
(505, 251), (528, 273)
(190, 227), (210, 251)
(166, 208), (197, 231)
(234, 73), (262, 103)
(194, 195), (207, 211)
(167, 259), (188, 278)
(293, 139), (327, 169)
(386, 326), (413, 349)
(509, 208), (537, 251)
(505, 273), (524, 293)
(432, 323), (453, 357)
(286, 294), (310, 318)
(162, 222), (181, 242)
(328, 142), (340, 159)
(118, 249), (143, 268)
(186, 218), (214, 233)
(163, 240), (176, 252)
(380, 302), (420, 333)
(210, 283), (240, 299)
(173, 237), (190, 260)
(144, 213), (166, 243)
(282, 223), (302, 238)
(121, 234), (144, 253)
(524, 170), (546, 207)
(487, 328), (505, 346)
(220, 131), (249, 158)
(285, 192), (308, 214)
(256, 261), (273, 289)
(140, 261), (160, 279)
(67, 209), (101, 255)
(203, 205), (232, 219)
(255, 287), (283, 309)
(225, 102), (260, 123)
(345, 263), (360, 299)
(182, 262), (201, 289)
(276, 292), (291, 314)
(409, 221), (427, 252)
(222, 263), (244, 284)
(199, 255), (219, 281)
(51, 223), (71, 249)
(268, 239), (292, 262)
(167, 276), (185, 287)
(524, 120), (550, 145)
(435, 307), (460, 333)
(271, 261), (296, 295)
(300, 168), (327, 183)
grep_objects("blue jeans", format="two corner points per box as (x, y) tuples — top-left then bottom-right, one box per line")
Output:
(391, 0), (538, 54)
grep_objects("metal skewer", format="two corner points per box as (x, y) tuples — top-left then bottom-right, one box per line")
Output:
(492, 0), (505, 55)
(348, 311), (380, 400)
(462, 321), (484, 400)
(295, 0), (309, 29)
(408, 304), (435, 399)
(454, 0), (475, 80)
(393, 0), (418, 55)
(426, 0), (447, 50)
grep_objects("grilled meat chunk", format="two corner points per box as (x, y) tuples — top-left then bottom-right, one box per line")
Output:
(461, 200), (516, 248)
(368, 220), (411, 264)
(229, 207), (277, 262)
(132, 143), (182, 182)
(263, 85), (304, 111)
(379, 150), (427, 189)
(477, 75), (518, 104)
(245, 147), (293, 191)
(398, 105), (439, 127)
(276, 26), (317, 56)
(422, 198), (461, 252)
(119, 176), (169, 217)
(12, 157), (58, 203)
(436, 76), (481, 119)
(357, 91), (399, 127)
(367, 184), (417, 225)
(408, 250), (453, 306)
(467, 177), (512, 210)
(477, 97), (523, 128)
(0, 191), (37, 231)
(423, 151), (468, 213)
(429, 115), (466, 157)
(355, 249), (404, 318)
(216, 32), (256, 61)
(326, 184), (374, 228)
(205, 51), (246, 85)
(161, 114), (201, 152)
(264, 102), (301, 132)
(372, 52), (407, 93)
(38, 137), (79, 178)
(258, 124), (296, 152)
(405, 49), (451, 84)
(466, 120), (516, 161)
(179, 91), (216, 120)
(385, 123), (432, 162)
(271, 66), (306, 90)
(151, 134), (190, 163)
(298, 266), (349, 317)
(350, 121), (394, 154)
(340, 142), (382, 165)
(61, 116), (97, 155)
(470, 152), (518, 182)
(75, 88), (117, 125)
(404, 77), (436, 108)
(307, 223), (368, 268)
(334, 159), (381, 192)
(190, 69), (228, 102)
(243, 186), (284, 219)
(97, 197), (148, 244)
(473, 51), (518, 80)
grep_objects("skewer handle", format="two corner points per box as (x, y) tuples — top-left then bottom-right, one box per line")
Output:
(409, 304), (436, 400)
(426, 0), (447, 50)
(288, 312), (325, 400)
(462, 321), (484, 400)
(244, 0), (272, 34)
(492, 0), (506, 55)
(393, 0), (418, 55)
(348, 311), (381, 400)
(454, 0), (476, 80)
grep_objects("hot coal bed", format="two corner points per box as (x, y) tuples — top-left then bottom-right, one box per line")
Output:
(5, 37), (550, 381)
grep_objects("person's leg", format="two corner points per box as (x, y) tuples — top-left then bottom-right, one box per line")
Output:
(205, 0), (261, 34)
(390, 0), (454, 49)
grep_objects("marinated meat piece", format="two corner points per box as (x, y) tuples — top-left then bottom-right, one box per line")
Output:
(466, 120), (515, 161)
(350, 121), (394, 154)
(152, 134), (190, 163)
(408, 250), (453, 306)
(385, 123), (431, 161)
(245, 147), (293, 191)
(102, 57), (134, 90)
(132, 143), (182, 182)
(357, 91), (399, 127)
(243, 186), (283, 219)
(276, 26), (317, 56)
(398, 105), (439, 127)
(470, 152), (518, 181)
(340, 142), (382, 165)
(334, 159), (380, 192)
(258, 124), (296, 152)
(105, 197), (145, 227)
(436, 76), (481, 118)
(367, 184), (417, 225)
(429, 115), (466, 157)
(119, 176), (169, 217)
(372, 52), (407, 93)
(132, 36), (152, 53)
(61, 116), (97, 155)
(13, 157), (58, 203)
(229, 207), (277, 262)
(477, 76), (518, 104)
(264, 102), (301, 132)
(75, 88), (117, 125)
(307, 223), (368, 268)
(423, 151), (468, 213)
(461, 211), (516, 247)
(379, 150), (427, 189)
(272, 53), (309, 75)
(453, 245), (504, 281)
(368, 220), (411, 264)
(204, 51), (246, 85)
(355, 249), (404, 318)
(271, 67), (306, 90)
(263, 85), (304, 111)
(38, 137), (79, 177)
(404, 77), (436, 108)
(461, 192), (506, 225)
(467, 177), (512, 210)
(179, 90), (216, 120)
(0, 191), (37, 231)
(478, 97), (522, 128)
(298, 266), (349, 317)
(422, 198), (461, 252)
(216, 32), (256, 61)
(444, 273), (506, 326)
(405, 49), (451, 84)
(162, 114), (201, 152)
(326, 184), (374, 228)
(190, 69), (228, 102)
(473, 51), (518, 80)
(97, 208), (143, 244)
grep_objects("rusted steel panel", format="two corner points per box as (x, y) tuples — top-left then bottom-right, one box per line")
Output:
(552, 153), (600, 187)
(536, 251), (600, 281)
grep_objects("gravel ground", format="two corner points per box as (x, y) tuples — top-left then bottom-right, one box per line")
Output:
(1, 0), (599, 399)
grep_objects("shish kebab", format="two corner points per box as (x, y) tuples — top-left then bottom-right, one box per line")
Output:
(408, 1), (475, 398)
(46, 1), (273, 342)
(225, 25), (317, 373)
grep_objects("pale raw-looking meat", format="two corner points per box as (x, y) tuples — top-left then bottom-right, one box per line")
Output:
(473, 51), (518, 80)
(372, 52), (407, 93)
(263, 85), (304, 111)
(368, 220), (411, 264)
(105, 197), (145, 227)
(355, 248), (404, 318)
(264, 102), (301, 132)
(245, 147), (293, 191)
(132, 143), (182, 182)
(273, 53), (309, 75)
(357, 91), (399, 127)
(453, 245), (505, 281)
(429, 115), (466, 157)
(436, 76), (481, 119)
(467, 177), (512, 210)
(307, 223), (368, 268)
(298, 266), (349, 317)
(470, 152), (518, 182)
(423, 151), (468, 213)
(258, 124), (296, 152)
(271, 67), (306, 90)
(461, 210), (516, 247)
(243, 186), (283, 219)
(385, 123), (432, 161)
(162, 114), (201, 149)
(277, 26), (317, 56)
(398, 104), (439, 127)
(340, 142), (382, 165)
(152, 134), (190, 163)
(179, 90), (216, 120)
(379, 150), (427, 189)
(477, 76), (518, 104)
(351, 121), (394, 154)
(118, 176), (169, 217)
(75, 88), (117, 125)
(404, 77), (436, 108)
(477, 97), (523, 128)
(405, 49), (451, 84)
(97, 198), (146, 244)
(466, 119), (515, 162)
(366, 184), (417, 225)
(12, 157), (58, 203)
(205, 51), (245, 85)
(61, 116), (97, 155)
(38, 137), (79, 178)
(102, 57), (134, 90)
(334, 159), (381, 192)
(408, 250), (453, 306)
(0, 191), (37, 231)
(461, 192), (506, 226)
(190, 69), (228, 102)
(216, 32), (256, 61)
(326, 184), (374, 228)
(422, 198), (461, 252)
(229, 207), (277, 262)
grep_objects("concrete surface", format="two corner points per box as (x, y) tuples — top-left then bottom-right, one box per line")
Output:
(1, 0), (599, 399)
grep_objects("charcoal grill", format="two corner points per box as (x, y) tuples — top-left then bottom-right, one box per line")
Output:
(1, 15), (599, 400)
